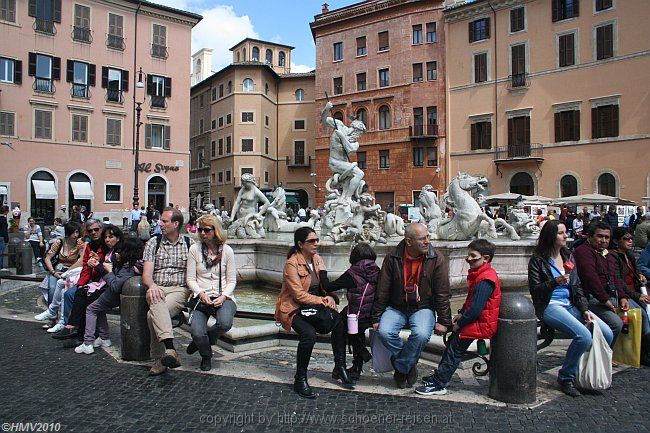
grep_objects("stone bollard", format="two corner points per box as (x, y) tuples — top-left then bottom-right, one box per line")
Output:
(488, 293), (537, 404)
(120, 276), (151, 361)
(15, 241), (33, 275)
(7, 237), (21, 268)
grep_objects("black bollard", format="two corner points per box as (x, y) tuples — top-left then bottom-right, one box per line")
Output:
(7, 236), (21, 268)
(15, 241), (33, 275)
(120, 276), (151, 361)
(488, 293), (537, 404)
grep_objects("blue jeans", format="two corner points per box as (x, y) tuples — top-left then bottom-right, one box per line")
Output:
(429, 331), (473, 388)
(377, 306), (435, 374)
(190, 299), (237, 357)
(63, 285), (79, 326)
(543, 303), (614, 382)
(0, 238), (5, 269)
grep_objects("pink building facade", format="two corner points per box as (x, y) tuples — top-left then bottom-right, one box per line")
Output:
(0, 0), (200, 224)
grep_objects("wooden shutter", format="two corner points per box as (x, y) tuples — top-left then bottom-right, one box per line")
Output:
(146, 74), (153, 95)
(52, 57), (60, 80)
(163, 126), (171, 150)
(573, 110), (580, 140)
(66, 60), (74, 82)
(471, 123), (477, 149)
(480, 54), (487, 81)
(14, 60), (22, 84)
(566, 34), (574, 66)
(468, 22), (474, 43)
(512, 45), (525, 75)
(53, 0), (62, 23)
(28, 0), (36, 17)
(28, 52), (36, 76)
(145, 124), (152, 149)
(485, 18), (490, 38)
(603, 25), (613, 58)
(164, 77), (172, 97)
(88, 64), (96, 86)
(591, 107), (598, 139)
(596, 26), (604, 59)
(121, 70), (129, 92)
(378, 31), (389, 49)
(552, 0), (559, 22)
(508, 118), (514, 147)
(574, 0), (579, 17)
(554, 112), (561, 142)
(524, 116), (530, 145)
(611, 105), (619, 137)
(101, 67), (108, 88)
(485, 122), (492, 148)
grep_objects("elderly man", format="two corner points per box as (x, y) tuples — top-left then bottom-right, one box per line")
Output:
(142, 207), (192, 376)
(371, 222), (452, 388)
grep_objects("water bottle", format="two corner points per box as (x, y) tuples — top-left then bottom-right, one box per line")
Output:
(477, 339), (488, 356)
(621, 311), (629, 335)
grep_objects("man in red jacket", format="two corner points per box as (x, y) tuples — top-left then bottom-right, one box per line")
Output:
(416, 239), (501, 396)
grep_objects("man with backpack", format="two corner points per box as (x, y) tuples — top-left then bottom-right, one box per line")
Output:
(142, 207), (192, 376)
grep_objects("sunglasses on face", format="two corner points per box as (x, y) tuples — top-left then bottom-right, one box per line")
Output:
(303, 238), (319, 244)
(197, 227), (214, 233)
(88, 228), (101, 233)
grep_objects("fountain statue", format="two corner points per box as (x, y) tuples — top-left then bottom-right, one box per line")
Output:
(228, 173), (271, 239)
(263, 184), (313, 233)
(507, 200), (540, 237)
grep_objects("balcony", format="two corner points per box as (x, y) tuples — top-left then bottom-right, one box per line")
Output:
(72, 26), (92, 43)
(285, 155), (313, 168)
(71, 84), (91, 99)
(33, 78), (55, 93)
(151, 43), (168, 59)
(409, 123), (438, 138)
(150, 95), (166, 109)
(34, 18), (56, 35)
(105, 89), (124, 103)
(507, 73), (529, 91)
(106, 34), (125, 50)
(493, 143), (544, 176)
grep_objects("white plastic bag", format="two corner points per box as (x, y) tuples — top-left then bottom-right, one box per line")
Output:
(577, 322), (612, 391)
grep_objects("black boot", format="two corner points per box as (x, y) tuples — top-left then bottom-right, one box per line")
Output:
(331, 325), (354, 387)
(294, 375), (315, 398)
(294, 341), (315, 398)
(346, 355), (364, 381)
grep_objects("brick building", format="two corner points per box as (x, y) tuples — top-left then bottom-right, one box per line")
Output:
(310, 0), (447, 211)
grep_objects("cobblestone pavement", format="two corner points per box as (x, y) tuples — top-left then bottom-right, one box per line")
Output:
(1, 282), (649, 432)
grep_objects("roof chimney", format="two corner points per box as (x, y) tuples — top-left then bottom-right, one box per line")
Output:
(322, 3), (329, 13)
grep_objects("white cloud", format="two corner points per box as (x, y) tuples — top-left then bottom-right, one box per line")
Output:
(290, 62), (314, 73)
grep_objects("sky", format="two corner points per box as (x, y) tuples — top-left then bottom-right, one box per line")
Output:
(150, 0), (355, 73)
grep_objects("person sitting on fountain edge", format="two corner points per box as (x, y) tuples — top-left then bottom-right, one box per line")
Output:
(416, 239), (501, 396)
(371, 222), (452, 389)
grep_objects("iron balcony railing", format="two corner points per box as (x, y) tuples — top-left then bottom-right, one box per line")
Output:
(71, 84), (91, 98)
(150, 95), (166, 109)
(72, 26), (92, 43)
(151, 43), (168, 59)
(33, 78), (55, 93)
(105, 89), (123, 103)
(508, 73), (529, 90)
(34, 18), (56, 35)
(494, 143), (543, 160)
(106, 34), (125, 50)
(286, 155), (313, 167)
(410, 123), (439, 137)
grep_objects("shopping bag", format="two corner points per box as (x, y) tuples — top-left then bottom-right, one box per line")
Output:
(613, 308), (642, 368)
(370, 329), (394, 373)
(577, 322), (612, 391)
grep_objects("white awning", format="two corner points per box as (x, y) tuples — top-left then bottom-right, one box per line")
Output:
(0, 185), (7, 195)
(70, 181), (94, 200)
(32, 180), (58, 199)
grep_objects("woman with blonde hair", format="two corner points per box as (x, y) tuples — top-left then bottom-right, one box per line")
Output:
(186, 214), (237, 371)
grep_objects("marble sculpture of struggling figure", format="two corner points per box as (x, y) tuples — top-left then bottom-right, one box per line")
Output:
(229, 173), (271, 238)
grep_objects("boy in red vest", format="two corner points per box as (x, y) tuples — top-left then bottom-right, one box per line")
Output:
(415, 239), (501, 396)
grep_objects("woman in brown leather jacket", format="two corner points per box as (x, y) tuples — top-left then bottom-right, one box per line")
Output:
(275, 227), (353, 398)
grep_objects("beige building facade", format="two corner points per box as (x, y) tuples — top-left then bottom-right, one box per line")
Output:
(444, 0), (650, 203)
(189, 39), (316, 211)
(0, 0), (200, 224)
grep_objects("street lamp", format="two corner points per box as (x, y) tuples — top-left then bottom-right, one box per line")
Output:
(132, 67), (146, 208)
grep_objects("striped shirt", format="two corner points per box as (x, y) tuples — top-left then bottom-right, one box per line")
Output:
(143, 235), (190, 287)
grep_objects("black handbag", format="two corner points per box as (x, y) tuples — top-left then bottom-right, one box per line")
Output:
(297, 305), (341, 334)
(186, 260), (222, 321)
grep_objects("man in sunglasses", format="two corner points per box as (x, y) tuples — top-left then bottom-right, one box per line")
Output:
(371, 222), (452, 389)
(142, 207), (191, 376)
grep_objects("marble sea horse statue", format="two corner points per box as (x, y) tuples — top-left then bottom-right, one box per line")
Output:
(436, 172), (520, 241)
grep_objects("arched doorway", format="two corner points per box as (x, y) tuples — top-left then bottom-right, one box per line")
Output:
(509, 172), (534, 196)
(68, 172), (93, 215)
(30, 170), (57, 224)
(560, 175), (578, 197)
(147, 176), (167, 212)
(598, 173), (616, 197)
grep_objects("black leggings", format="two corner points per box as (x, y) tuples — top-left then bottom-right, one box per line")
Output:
(291, 311), (346, 377)
(341, 306), (371, 359)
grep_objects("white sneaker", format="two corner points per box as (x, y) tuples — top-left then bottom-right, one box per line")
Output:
(47, 323), (65, 333)
(35, 310), (57, 321)
(74, 343), (94, 354)
(93, 338), (112, 348)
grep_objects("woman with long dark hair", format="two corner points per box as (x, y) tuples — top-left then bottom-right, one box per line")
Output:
(275, 227), (353, 398)
(528, 220), (613, 397)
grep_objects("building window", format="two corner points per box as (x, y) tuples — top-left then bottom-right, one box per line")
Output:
(105, 184), (121, 202)
(265, 115), (269, 126)
(356, 36), (366, 56)
(227, 81), (232, 93)
(560, 175), (578, 197)
(211, 120), (216, 130)
(29, 53), (59, 93)
(279, 51), (286, 66)
(426, 61), (437, 81)
(508, 116), (531, 154)
(34, 109), (52, 139)
(199, 94), (204, 108)
(218, 138), (223, 156)
(252, 46), (259, 61)
(226, 113), (232, 124)
(555, 110), (580, 142)
(598, 173), (616, 196)
(1, 0), (16, 22)
(73, 4), (91, 43)
(357, 151), (367, 169)
(413, 147), (424, 167)
(552, 0), (579, 22)
(295, 88), (304, 101)
(426, 105), (436, 127)
(265, 137), (269, 154)
(226, 136), (232, 153)
(379, 150), (390, 169)
(0, 57), (20, 84)
(0, 111), (15, 136)
(333, 111), (344, 122)
(265, 49), (273, 64)
(218, 172), (223, 183)
(595, 0), (613, 12)
(333, 42), (343, 61)
(333, 77), (343, 95)
(510, 7), (525, 32)
(218, 84), (224, 98)
(413, 107), (424, 131)
(558, 33), (575, 67)
(596, 23), (614, 60)
(426, 22), (437, 43)
(356, 108), (367, 126)
(294, 119), (305, 130)
(225, 170), (231, 182)
(241, 139), (253, 152)
(264, 83), (269, 95)
(147, 74), (171, 108)
(592, 104), (618, 138)
(218, 117), (223, 127)
(356, 73), (366, 91)
(294, 141), (305, 165)
(510, 172), (535, 196)
(412, 63), (423, 82)
(378, 31), (389, 51)
(67, 60), (94, 98)
(412, 25), (422, 44)
(242, 78), (254, 92)
(199, 119), (204, 134)
(264, 171), (269, 184)
(146, 124), (170, 149)
(151, 24), (167, 59)
(210, 140), (215, 158)
(426, 147), (437, 167)
(197, 148), (205, 168)
(471, 121), (492, 150)
(29, 0), (60, 34)
(102, 67), (127, 103)
(241, 168), (253, 176)
(474, 53), (488, 83)
(379, 68), (389, 87)
(107, 13), (124, 50)
(241, 112), (254, 123)
(511, 44), (526, 86)
(211, 87), (217, 101)
(379, 105), (391, 130)
(106, 118), (121, 146)
(469, 18), (490, 42)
